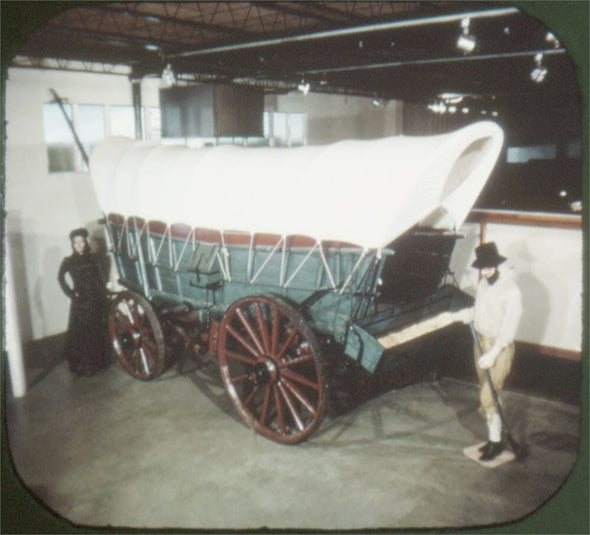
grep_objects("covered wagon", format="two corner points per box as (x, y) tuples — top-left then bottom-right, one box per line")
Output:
(90, 120), (504, 443)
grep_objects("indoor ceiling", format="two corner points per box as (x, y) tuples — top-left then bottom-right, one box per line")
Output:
(5, 1), (580, 104)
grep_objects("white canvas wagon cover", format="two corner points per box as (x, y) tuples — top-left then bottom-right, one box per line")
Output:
(90, 121), (503, 250)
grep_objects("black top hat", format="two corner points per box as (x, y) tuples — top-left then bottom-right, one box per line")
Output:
(471, 242), (507, 269)
(69, 227), (89, 241)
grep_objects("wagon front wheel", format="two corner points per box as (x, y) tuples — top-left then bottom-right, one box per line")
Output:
(108, 291), (166, 380)
(218, 294), (326, 444)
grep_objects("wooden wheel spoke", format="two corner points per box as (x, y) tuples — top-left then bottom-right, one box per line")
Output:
(243, 383), (262, 409)
(254, 302), (271, 354)
(225, 348), (257, 366)
(275, 327), (298, 362)
(271, 305), (280, 355)
(277, 382), (304, 431)
(236, 307), (266, 356)
(114, 311), (133, 332)
(273, 384), (286, 435)
(279, 352), (314, 368)
(227, 324), (261, 359)
(230, 373), (250, 384)
(259, 384), (272, 426)
(142, 335), (158, 356)
(134, 348), (146, 374)
(282, 377), (317, 415)
(123, 300), (141, 327)
(281, 368), (320, 391)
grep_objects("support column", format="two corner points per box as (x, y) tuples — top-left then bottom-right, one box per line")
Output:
(5, 245), (27, 397)
(131, 78), (143, 140)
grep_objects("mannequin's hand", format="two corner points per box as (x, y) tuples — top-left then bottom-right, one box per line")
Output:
(478, 347), (500, 369)
(460, 307), (474, 324)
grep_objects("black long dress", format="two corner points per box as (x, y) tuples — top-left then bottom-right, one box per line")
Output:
(58, 250), (111, 375)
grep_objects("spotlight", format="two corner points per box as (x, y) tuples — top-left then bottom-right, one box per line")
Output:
(530, 53), (547, 83)
(428, 101), (447, 114)
(439, 93), (464, 104)
(457, 18), (476, 54)
(162, 63), (176, 86)
(371, 98), (382, 107)
(297, 81), (310, 95)
(545, 31), (560, 48)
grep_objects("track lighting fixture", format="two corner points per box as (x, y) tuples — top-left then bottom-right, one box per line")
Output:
(456, 18), (476, 54)
(297, 81), (310, 95)
(545, 31), (560, 48)
(161, 63), (176, 86)
(530, 52), (547, 83)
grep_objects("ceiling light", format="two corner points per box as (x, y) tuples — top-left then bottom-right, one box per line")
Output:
(145, 43), (160, 51)
(439, 92), (464, 104)
(428, 101), (447, 114)
(461, 107), (470, 114)
(456, 18), (476, 54)
(530, 52), (547, 83)
(297, 81), (310, 95)
(545, 32), (560, 48)
(162, 63), (176, 86)
(371, 97), (382, 107)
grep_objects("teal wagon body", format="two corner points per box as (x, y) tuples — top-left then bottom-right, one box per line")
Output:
(102, 212), (472, 443)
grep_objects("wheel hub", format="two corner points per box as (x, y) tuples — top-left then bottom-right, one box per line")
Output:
(249, 358), (278, 385)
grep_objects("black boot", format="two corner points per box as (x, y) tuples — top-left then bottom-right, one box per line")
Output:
(479, 441), (504, 461)
(478, 441), (493, 453)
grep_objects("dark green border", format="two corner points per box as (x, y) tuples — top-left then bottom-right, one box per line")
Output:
(1, 1), (588, 533)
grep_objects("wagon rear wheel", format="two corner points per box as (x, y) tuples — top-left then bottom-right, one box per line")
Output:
(218, 294), (326, 444)
(108, 291), (166, 380)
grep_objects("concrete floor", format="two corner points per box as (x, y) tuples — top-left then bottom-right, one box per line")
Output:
(4, 351), (583, 532)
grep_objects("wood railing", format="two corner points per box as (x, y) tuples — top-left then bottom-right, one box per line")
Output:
(467, 209), (582, 244)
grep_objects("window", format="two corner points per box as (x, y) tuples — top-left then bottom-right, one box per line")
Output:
(109, 106), (135, 138)
(43, 102), (162, 173)
(506, 143), (556, 163)
(146, 107), (161, 140)
(43, 102), (76, 172)
(77, 104), (105, 170)
(264, 111), (307, 146)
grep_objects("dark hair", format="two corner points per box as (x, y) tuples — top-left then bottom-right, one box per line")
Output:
(69, 227), (89, 241)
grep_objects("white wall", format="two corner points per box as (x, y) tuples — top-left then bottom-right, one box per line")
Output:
(4, 68), (582, 356)
(4, 68), (162, 341)
(451, 221), (582, 353)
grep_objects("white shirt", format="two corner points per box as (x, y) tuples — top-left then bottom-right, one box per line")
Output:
(474, 272), (523, 350)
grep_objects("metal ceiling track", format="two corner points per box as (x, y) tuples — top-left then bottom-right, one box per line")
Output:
(299, 47), (567, 76)
(170, 6), (520, 59)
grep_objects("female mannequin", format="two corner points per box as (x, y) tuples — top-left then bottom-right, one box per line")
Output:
(58, 228), (110, 375)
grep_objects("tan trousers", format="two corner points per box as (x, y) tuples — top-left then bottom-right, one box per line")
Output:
(474, 333), (514, 417)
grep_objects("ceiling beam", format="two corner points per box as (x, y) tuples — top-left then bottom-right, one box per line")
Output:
(94, 4), (252, 39)
(259, 1), (367, 26)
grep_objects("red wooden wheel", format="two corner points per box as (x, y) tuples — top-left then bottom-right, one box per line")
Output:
(108, 291), (166, 380)
(218, 294), (326, 444)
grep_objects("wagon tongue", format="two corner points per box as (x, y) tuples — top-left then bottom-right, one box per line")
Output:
(343, 285), (473, 373)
